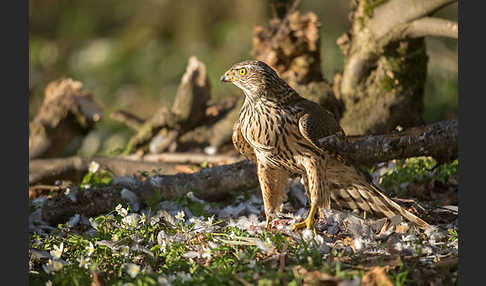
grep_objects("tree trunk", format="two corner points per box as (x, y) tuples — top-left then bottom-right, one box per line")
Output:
(336, 0), (457, 135)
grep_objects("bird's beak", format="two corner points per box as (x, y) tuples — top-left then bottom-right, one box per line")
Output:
(220, 73), (232, 83)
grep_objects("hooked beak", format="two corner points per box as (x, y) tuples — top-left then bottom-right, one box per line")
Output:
(220, 73), (232, 83)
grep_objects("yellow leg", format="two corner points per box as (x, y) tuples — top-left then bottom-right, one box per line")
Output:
(292, 204), (317, 231)
(265, 216), (272, 230)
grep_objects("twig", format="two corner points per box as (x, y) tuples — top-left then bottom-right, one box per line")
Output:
(279, 243), (288, 272)
(110, 110), (145, 131)
(234, 275), (253, 286)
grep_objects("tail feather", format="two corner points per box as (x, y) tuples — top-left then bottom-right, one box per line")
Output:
(330, 182), (430, 229)
(327, 159), (430, 230)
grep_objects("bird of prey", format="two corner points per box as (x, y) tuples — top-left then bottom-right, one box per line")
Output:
(221, 60), (429, 231)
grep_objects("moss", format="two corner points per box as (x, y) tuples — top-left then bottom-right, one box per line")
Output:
(362, 0), (388, 18)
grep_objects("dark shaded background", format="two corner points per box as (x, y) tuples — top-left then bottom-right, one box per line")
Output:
(29, 0), (457, 156)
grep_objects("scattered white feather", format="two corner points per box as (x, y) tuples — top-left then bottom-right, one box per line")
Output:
(121, 188), (140, 212)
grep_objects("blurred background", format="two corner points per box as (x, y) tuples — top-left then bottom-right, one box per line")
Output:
(29, 0), (457, 157)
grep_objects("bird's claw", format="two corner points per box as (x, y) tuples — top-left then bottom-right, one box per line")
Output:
(292, 217), (315, 233)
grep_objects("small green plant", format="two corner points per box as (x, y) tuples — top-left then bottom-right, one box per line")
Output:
(380, 157), (458, 195)
(448, 229), (458, 241)
(392, 268), (410, 286)
(80, 161), (114, 187)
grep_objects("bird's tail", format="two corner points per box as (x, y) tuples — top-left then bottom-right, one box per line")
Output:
(327, 160), (430, 230)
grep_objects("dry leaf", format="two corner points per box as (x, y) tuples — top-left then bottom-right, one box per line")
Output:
(361, 266), (393, 286)
(395, 223), (409, 234)
(292, 265), (340, 286)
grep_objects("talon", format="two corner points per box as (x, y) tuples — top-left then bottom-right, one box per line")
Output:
(292, 220), (307, 231)
(292, 204), (318, 232)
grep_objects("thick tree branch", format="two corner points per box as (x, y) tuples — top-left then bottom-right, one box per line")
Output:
(369, 0), (457, 40)
(339, 52), (376, 100)
(29, 156), (180, 185)
(392, 17), (458, 40)
(41, 160), (258, 225)
(340, 0), (457, 99)
(31, 119), (457, 187)
(319, 120), (457, 165)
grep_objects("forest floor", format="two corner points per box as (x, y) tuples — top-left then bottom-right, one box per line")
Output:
(29, 157), (458, 286)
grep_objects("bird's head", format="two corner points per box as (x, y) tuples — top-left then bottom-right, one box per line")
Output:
(220, 60), (292, 103)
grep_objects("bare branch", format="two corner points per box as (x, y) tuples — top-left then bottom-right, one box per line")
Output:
(339, 52), (376, 99)
(369, 0), (457, 40)
(392, 17), (458, 40)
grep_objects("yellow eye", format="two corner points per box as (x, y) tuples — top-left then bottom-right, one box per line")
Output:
(239, 68), (247, 76)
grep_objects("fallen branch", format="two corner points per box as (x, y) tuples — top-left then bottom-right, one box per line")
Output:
(319, 120), (458, 165)
(29, 156), (181, 185)
(31, 119), (457, 187)
(41, 160), (258, 225)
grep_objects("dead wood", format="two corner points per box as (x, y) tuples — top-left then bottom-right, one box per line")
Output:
(37, 119), (456, 225)
(29, 78), (103, 159)
(41, 160), (258, 225)
(30, 118), (457, 188)
(319, 119), (458, 166)
(29, 156), (180, 186)
(109, 110), (145, 131)
(251, 7), (323, 86)
(123, 56), (212, 154)
(175, 97), (239, 152)
(251, 4), (344, 121)
(119, 57), (239, 155)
